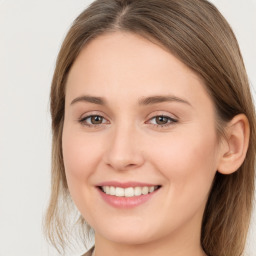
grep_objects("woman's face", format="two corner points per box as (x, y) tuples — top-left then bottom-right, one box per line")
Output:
(63, 32), (223, 246)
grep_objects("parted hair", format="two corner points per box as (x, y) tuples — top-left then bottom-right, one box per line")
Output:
(44, 0), (256, 255)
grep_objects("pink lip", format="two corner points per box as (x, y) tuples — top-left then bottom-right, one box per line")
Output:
(96, 181), (161, 209)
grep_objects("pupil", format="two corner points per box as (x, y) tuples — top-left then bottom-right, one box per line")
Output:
(92, 116), (102, 124)
(156, 116), (167, 125)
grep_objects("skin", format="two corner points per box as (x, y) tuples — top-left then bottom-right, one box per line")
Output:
(62, 31), (229, 256)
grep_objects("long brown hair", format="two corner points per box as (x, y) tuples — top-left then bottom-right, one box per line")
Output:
(44, 0), (256, 255)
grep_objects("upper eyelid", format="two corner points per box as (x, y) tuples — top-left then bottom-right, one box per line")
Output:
(79, 111), (177, 120)
(79, 110), (109, 120)
(146, 116), (178, 126)
(146, 111), (178, 120)
(79, 115), (109, 124)
(148, 115), (177, 121)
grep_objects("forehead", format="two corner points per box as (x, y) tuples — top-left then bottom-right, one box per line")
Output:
(65, 31), (210, 108)
(67, 31), (198, 81)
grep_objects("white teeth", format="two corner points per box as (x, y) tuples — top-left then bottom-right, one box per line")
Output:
(115, 187), (125, 197)
(134, 187), (142, 196)
(110, 186), (115, 195)
(101, 185), (159, 197)
(142, 186), (149, 195)
(125, 187), (134, 197)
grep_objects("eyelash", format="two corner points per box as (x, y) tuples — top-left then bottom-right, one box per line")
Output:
(79, 115), (109, 128)
(78, 114), (178, 129)
(147, 115), (178, 127)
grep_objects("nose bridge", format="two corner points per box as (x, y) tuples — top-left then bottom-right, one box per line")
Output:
(104, 119), (144, 171)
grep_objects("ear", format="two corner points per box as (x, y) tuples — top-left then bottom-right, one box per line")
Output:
(217, 114), (250, 175)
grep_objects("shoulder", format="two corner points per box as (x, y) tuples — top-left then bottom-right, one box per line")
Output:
(81, 246), (94, 256)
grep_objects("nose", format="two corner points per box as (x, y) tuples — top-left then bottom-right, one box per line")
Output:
(103, 123), (145, 171)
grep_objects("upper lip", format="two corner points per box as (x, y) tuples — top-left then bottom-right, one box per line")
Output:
(96, 181), (160, 188)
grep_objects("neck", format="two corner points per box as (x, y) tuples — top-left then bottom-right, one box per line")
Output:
(93, 217), (207, 256)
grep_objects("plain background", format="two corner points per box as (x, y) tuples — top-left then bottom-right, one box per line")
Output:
(0, 0), (255, 255)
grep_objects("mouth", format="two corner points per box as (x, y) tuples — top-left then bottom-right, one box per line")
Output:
(96, 182), (161, 208)
(98, 185), (161, 197)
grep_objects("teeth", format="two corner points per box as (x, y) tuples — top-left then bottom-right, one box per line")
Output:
(110, 186), (115, 195)
(116, 187), (125, 197)
(134, 187), (142, 196)
(149, 186), (154, 193)
(101, 185), (158, 197)
(125, 187), (134, 197)
(142, 186), (149, 195)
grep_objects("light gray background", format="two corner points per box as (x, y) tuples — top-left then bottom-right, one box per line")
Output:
(0, 1), (255, 255)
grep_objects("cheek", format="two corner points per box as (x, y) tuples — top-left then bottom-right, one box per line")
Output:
(62, 125), (104, 207)
(149, 126), (218, 202)
(62, 128), (100, 178)
(62, 126), (107, 221)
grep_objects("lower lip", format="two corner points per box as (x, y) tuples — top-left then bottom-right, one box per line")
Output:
(97, 187), (159, 209)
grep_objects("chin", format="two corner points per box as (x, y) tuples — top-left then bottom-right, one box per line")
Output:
(95, 223), (159, 245)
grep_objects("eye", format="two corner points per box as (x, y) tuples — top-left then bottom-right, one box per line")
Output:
(79, 115), (109, 127)
(147, 115), (177, 127)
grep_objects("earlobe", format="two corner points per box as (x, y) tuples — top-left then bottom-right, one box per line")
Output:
(217, 114), (250, 175)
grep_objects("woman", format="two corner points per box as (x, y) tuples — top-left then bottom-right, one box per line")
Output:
(44, 0), (256, 255)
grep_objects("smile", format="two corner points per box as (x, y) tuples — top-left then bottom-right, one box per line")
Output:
(97, 183), (161, 208)
(100, 185), (160, 197)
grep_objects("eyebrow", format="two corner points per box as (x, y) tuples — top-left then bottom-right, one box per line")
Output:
(70, 95), (191, 106)
(71, 95), (106, 105)
(138, 95), (191, 106)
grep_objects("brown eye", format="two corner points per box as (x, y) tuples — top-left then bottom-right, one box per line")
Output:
(148, 115), (178, 127)
(90, 115), (103, 124)
(79, 115), (108, 127)
(155, 116), (169, 125)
